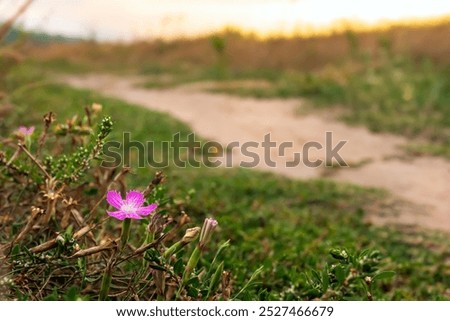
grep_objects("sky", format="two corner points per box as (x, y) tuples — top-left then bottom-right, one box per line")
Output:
(1, 0), (449, 41)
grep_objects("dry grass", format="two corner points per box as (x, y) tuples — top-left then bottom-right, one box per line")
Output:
(25, 18), (450, 73)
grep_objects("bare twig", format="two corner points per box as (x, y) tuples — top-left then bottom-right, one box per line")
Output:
(5, 146), (21, 166)
(69, 239), (117, 259)
(29, 238), (57, 254)
(117, 233), (167, 265)
(6, 206), (43, 250)
(36, 112), (55, 158)
(0, 151), (28, 176)
(143, 171), (165, 196)
(29, 217), (108, 254)
(18, 143), (51, 179)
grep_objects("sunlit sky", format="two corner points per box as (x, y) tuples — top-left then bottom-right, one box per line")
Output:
(1, 0), (450, 41)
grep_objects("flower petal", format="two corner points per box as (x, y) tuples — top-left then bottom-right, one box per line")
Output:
(136, 203), (158, 217)
(107, 210), (127, 220)
(106, 190), (123, 209)
(126, 212), (145, 220)
(125, 190), (145, 208)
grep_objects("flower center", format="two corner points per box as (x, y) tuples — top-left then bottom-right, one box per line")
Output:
(121, 203), (136, 213)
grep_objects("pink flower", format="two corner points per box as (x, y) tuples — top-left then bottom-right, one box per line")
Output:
(17, 126), (35, 136)
(106, 190), (157, 220)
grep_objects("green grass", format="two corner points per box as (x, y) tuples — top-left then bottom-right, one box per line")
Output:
(138, 61), (284, 89)
(3, 64), (449, 300)
(170, 168), (450, 300)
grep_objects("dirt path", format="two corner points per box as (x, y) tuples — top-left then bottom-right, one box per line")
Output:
(62, 74), (450, 232)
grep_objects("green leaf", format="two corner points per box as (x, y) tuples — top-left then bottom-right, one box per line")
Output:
(232, 265), (263, 300)
(11, 244), (21, 256)
(207, 261), (224, 299)
(373, 271), (396, 281)
(204, 240), (230, 281)
(311, 269), (321, 282)
(321, 266), (329, 293)
(359, 248), (370, 258)
(44, 288), (59, 301)
(64, 224), (73, 239)
(173, 257), (184, 275)
(186, 286), (199, 298)
(63, 286), (80, 301)
(148, 263), (166, 272)
(335, 265), (346, 285)
(186, 276), (200, 287)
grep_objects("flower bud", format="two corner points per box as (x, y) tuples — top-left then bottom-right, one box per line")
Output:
(164, 227), (201, 260)
(199, 218), (218, 249)
(181, 227), (201, 245)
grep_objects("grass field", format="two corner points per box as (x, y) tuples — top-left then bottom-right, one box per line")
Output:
(1, 64), (449, 300)
(23, 19), (450, 158)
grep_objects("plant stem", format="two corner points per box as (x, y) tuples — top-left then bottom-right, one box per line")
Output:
(99, 262), (113, 301)
(120, 218), (131, 252)
(176, 245), (202, 299)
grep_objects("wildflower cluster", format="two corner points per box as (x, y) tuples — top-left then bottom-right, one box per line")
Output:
(0, 108), (231, 300)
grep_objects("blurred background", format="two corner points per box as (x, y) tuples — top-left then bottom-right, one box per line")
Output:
(1, 0), (450, 40)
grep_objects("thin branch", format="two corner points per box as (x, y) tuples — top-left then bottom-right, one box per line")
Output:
(29, 217), (109, 254)
(69, 239), (117, 259)
(18, 143), (51, 179)
(0, 0), (34, 42)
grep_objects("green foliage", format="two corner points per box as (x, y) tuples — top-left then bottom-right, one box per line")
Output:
(45, 116), (113, 183)
(341, 55), (450, 140)
(170, 167), (449, 300)
(303, 248), (396, 300)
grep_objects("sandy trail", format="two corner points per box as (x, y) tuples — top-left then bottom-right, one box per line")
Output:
(62, 74), (450, 232)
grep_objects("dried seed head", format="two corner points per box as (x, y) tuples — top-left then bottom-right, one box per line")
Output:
(62, 197), (78, 208)
(152, 171), (164, 185)
(30, 206), (44, 217)
(42, 178), (63, 201)
(43, 112), (56, 127)
(147, 213), (164, 235)
(178, 212), (191, 227)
